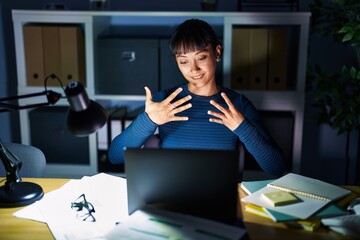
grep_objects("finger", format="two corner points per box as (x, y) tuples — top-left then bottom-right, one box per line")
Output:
(221, 92), (235, 109)
(171, 116), (189, 121)
(209, 117), (223, 124)
(164, 87), (183, 105)
(209, 100), (227, 113)
(172, 103), (192, 115)
(172, 95), (192, 108)
(144, 86), (152, 103)
(207, 110), (223, 119)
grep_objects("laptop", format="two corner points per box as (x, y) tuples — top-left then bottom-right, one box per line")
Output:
(124, 148), (240, 224)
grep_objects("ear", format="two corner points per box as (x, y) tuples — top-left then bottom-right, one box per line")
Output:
(215, 44), (222, 59)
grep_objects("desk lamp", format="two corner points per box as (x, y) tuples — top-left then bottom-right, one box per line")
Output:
(0, 74), (108, 207)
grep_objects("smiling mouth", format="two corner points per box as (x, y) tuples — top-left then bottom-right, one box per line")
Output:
(192, 73), (204, 80)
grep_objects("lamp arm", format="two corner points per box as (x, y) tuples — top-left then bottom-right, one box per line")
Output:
(0, 90), (62, 112)
(0, 140), (22, 190)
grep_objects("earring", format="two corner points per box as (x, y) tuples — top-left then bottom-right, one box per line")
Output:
(216, 58), (221, 62)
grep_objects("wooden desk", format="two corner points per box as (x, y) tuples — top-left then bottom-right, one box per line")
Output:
(0, 178), (357, 240)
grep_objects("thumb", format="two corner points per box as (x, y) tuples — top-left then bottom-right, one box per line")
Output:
(144, 86), (152, 103)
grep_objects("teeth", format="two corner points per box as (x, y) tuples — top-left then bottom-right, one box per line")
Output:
(193, 74), (203, 79)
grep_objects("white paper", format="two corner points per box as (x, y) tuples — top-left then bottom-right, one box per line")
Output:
(14, 173), (129, 240)
(106, 207), (247, 240)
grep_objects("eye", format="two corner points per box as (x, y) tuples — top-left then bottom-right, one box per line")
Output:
(178, 60), (188, 65)
(198, 55), (207, 61)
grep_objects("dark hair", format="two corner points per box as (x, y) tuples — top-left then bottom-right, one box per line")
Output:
(169, 19), (221, 56)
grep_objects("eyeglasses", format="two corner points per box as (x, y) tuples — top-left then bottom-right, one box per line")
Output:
(71, 194), (96, 222)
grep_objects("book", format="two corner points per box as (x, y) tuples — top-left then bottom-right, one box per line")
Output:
(241, 173), (351, 220)
(261, 191), (299, 207)
(244, 204), (322, 231)
(240, 179), (273, 195)
(267, 173), (351, 202)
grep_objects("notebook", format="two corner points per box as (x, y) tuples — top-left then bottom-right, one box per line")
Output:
(124, 148), (240, 224)
(267, 173), (351, 201)
(242, 173), (351, 220)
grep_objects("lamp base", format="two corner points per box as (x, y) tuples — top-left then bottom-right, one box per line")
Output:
(0, 182), (44, 208)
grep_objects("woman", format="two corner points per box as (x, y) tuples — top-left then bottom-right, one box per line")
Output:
(108, 19), (286, 177)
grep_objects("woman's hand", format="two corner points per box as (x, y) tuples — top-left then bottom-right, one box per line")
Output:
(208, 92), (245, 131)
(144, 86), (192, 125)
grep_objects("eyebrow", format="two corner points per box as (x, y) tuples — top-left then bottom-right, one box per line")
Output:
(176, 48), (210, 57)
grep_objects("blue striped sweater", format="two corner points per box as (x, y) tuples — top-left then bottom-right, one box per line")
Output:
(108, 84), (286, 177)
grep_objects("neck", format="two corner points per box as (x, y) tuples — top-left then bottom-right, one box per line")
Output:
(187, 83), (219, 97)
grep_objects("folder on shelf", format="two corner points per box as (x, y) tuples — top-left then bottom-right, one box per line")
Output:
(108, 107), (128, 146)
(268, 28), (288, 91)
(59, 26), (86, 85)
(97, 108), (120, 150)
(249, 28), (268, 90)
(23, 25), (45, 86)
(231, 28), (251, 90)
(43, 26), (61, 81)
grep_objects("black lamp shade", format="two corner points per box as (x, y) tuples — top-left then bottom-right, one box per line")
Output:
(65, 81), (108, 136)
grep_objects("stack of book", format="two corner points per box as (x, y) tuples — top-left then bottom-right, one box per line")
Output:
(240, 173), (352, 231)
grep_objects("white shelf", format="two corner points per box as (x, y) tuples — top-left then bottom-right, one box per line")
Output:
(12, 10), (310, 177)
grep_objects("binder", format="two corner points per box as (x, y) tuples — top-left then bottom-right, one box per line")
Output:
(23, 26), (45, 86)
(249, 28), (268, 90)
(43, 26), (61, 82)
(97, 107), (127, 173)
(231, 28), (251, 90)
(59, 26), (86, 85)
(268, 28), (288, 91)
(108, 107), (127, 147)
(96, 108), (119, 150)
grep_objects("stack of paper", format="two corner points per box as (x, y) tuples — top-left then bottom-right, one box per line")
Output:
(14, 173), (129, 240)
(106, 207), (247, 240)
(240, 173), (350, 230)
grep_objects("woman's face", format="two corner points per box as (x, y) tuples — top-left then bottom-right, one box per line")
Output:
(175, 44), (221, 92)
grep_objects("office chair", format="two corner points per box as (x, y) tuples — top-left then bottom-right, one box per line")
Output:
(143, 134), (245, 181)
(0, 143), (46, 178)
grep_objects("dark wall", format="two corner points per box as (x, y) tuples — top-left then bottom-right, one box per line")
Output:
(0, 0), (358, 184)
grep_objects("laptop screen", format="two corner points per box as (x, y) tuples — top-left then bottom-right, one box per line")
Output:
(124, 148), (240, 224)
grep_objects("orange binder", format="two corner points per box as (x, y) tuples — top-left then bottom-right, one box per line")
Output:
(249, 28), (268, 90)
(268, 28), (288, 91)
(23, 26), (45, 86)
(231, 28), (251, 90)
(59, 26), (86, 85)
(43, 26), (61, 84)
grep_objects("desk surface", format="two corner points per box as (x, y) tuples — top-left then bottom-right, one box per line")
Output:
(0, 178), (358, 240)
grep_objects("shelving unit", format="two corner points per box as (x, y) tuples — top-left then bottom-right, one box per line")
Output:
(12, 10), (310, 178)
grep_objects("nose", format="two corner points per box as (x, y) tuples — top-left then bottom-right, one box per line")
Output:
(189, 61), (200, 73)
